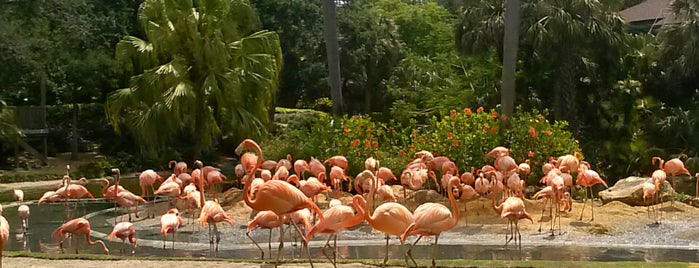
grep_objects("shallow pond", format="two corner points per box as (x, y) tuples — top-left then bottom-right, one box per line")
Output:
(2, 200), (699, 263)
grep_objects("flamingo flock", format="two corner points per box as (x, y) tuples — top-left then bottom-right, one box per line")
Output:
(3, 138), (697, 268)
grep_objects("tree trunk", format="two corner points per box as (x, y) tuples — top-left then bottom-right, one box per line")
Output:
(321, 0), (343, 115)
(500, 0), (521, 128)
(71, 102), (79, 161)
(553, 51), (579, 134)
(190, 104), (205, 162)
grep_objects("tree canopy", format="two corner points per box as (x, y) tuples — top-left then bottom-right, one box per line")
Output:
(106, 0), (282, 159)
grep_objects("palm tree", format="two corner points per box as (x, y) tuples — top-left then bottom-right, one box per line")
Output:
(106, 0), (282, 159)
(322, 0), (343, 115)
(657, 0), (699, 103)
(456, 0), (625, 133)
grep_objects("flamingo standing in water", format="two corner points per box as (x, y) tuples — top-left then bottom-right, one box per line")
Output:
(353, 171), (413, 268)
(493, 196), (533, 249)
(14, 189), (29, 234)
(305, 195), (365, 266)
(108, 221), (137, 255)
(139, 169), (163, 217)
(400, 176), (461, 268)
(246, 210), (280, 259)
(160, 208), (183, 250)
(52, 218), (109, 254)
(236, 139), (324, 267)
(198, 167), (235, 252)
(112, 169), (147, 222)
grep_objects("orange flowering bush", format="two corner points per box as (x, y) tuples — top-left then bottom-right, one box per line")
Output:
(263, 107), (579, 184)
(504, 107), (581, 184)
(411, 107), (503, 170)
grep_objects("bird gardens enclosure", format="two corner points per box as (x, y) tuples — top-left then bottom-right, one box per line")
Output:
(0, 139), (699, 268)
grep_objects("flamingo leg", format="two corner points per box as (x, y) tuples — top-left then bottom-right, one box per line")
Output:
(590, 187), (595, 222)
(405, 235), (422, 268)
(289, 218), (314, 268)
(268, 228), (273, 255)
(214, 223), (221, 252)
(431, 235), (439, 268)
(150, 185), (156, 218)
(275, 216), (286, 266)
(579, 187), (587, 221)
(246, 231), (264, 259)
(537, 197), (549, 233)
(515, 220), (522, 250)
(333, 233), (338, 265)
(320, 233), (335, 266)
(505, 220), (515, 247)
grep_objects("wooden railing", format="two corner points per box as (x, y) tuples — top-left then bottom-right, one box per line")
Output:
(12, 106), (48, 135)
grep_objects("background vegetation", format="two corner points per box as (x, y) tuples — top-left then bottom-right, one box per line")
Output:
(1, 0), (698, 185)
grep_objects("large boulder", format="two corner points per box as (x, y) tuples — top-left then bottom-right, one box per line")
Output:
(598, 176), (673, 206)
(666, 175), (697, 196)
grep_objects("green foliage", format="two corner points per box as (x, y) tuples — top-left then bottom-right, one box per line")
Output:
(107, 0), (283, 159)
(251, 0), (326, 108)
(504, 108), (582, 184)
(413, 107), (503, 170)
(263, 107), (581, 183)
(0, 100), (22, 142)
(0, 0), (135, 105)
(387, 51), (500, 125)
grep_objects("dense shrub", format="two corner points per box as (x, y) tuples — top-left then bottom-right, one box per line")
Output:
(262, 107), (582, 185)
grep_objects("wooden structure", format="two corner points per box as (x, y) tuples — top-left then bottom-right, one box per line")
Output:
(13, 105), (48, 165)
(620, 0), (682, 33)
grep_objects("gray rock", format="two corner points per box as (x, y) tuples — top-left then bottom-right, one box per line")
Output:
(598, 176), (674, 206)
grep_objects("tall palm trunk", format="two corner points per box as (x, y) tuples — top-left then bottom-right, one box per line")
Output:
(553, 51), (579, 134)
(321, 0), (343, 115)
(500, 0), (521, 127)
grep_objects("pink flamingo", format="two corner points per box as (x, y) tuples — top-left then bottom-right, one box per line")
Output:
(324, 155), (348, 170)
(246, 210), (280, 259)
(138, 169), (163, 198)
(400, 176), (460, 268)
(576, 162), (608, 221)
(198, 167), (235, 252)
(109, 221), (137, 255)
(52, 218), (109, 254)
(160, 208), (183, 249)
(328, 166), (350, 197)
(293, 159), (311, 179)
(236, 139), (324, 267)
(353, 171), (413, 268)
(168, 160), (187, 176)
(493, 196), (533, 248)
(0, 205), (8, 266)
(112, 169), (147, 222)
(305, 195), (365, 266)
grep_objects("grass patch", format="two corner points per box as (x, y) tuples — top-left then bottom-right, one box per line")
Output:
(5, 252), (696, 267)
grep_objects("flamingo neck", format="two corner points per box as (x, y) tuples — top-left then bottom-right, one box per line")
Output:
(85, 234), (109, 254)
(367, 173), (378, 215)
(351, 197), (366, 225)
(447, 178), (459, 228)
(354, 196), (374, 226)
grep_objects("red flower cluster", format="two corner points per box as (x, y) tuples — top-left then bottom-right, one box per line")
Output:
(528, 127), (538, 138)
